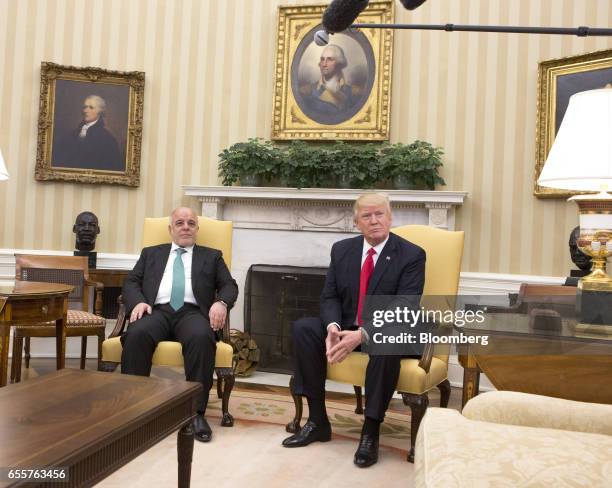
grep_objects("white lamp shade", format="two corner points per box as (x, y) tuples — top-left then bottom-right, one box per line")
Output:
(538, 88), (612, 191)
(0, 148), (8, 181)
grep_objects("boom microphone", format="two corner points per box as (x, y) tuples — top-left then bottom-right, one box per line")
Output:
(399, 0), (428, 10)
(322, 0), (369, 34)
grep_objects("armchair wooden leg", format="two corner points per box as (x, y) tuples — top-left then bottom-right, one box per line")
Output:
(216, 367), (235, 427)
(353, 386), (364, 414)
(98, 361), (119, 373)
(216, 377), (224, 399)
(285, 375), (303, 433)
(437, 379), (451, 408)
(80, 336), (87, 370)
(24, 337), (31, 369)
(402, 392), (429, 464)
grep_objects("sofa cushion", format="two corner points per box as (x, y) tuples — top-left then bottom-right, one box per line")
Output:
(101, 336), (234, 368)
(415, 407), (612, 488)
(462, 391), (612, 436)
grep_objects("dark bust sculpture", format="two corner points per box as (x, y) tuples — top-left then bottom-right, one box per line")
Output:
(73, 211), (100, 252)
(565, 226), (592, 286)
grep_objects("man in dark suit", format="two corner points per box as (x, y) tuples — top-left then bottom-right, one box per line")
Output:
(121, 207), (238, 442)
(282, 193), (426, 467)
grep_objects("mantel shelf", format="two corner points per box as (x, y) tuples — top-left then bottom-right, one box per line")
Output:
(183, 185), (468, 232)
(183, 185), (468, 205)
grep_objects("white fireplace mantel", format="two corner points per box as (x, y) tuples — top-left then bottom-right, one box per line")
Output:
(183, 186), (468, 232)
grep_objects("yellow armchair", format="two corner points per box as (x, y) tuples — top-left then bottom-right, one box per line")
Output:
(99, 216), (237, 427)
(286, 225), (464, 462)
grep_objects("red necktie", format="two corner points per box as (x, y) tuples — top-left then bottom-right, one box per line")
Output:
(357, 248), (376, 326)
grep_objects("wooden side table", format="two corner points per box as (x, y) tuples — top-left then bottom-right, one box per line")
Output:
(88, 269), (130, 318)
(0, 281), (72, 387)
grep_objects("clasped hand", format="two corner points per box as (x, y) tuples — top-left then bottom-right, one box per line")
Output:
(325, 327), (362, 364)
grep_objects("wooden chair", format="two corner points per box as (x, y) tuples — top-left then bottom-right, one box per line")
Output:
(11, 254), (106, 383)
(99, 216), (237, 427)
(285, 225), (465, 463)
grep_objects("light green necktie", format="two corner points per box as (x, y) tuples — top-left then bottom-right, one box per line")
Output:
(170, 247), (187, 311)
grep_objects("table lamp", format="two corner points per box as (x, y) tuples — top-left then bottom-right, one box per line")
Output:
(0, 148), (9, 181)
(538, 88), (612, 335)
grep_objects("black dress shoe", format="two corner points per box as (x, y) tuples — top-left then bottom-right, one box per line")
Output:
(193, 416), (212, 443)
(353, 433), (379, 468)
(282, 420), (332, 447)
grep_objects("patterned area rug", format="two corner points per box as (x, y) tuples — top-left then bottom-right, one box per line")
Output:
(100, 385), (415, 488)
(206, 387), (412, 453)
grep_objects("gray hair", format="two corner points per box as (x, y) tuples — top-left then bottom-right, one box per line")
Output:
(84, 95), (106, 113)
(321, 44), (348, 70)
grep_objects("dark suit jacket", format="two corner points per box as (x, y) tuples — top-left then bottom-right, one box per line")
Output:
(122, 243), (239, 319)
(320, 232), (426, 330)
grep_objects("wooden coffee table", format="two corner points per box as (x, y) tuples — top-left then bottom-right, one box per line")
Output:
(0, 369), (202, 487)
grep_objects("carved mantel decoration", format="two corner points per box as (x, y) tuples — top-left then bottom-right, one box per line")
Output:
(183, 186), (467, 232)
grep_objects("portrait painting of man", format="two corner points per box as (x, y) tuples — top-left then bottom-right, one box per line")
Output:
(534, 49), (612, 197)
(292, 31), (375, 126)
(271, 2), (393, 140)
(51, 79), (129, 172)
(35, 62), (144, 186)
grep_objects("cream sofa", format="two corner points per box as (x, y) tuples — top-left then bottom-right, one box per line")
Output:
(415, 391), (612, 487)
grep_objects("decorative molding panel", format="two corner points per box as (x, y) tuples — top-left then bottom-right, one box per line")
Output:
(183, 186), (468, 231)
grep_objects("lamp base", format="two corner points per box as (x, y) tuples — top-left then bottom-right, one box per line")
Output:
(576, 285), (612, 329)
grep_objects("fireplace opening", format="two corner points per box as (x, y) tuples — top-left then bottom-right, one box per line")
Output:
(244, 264), (328, 374)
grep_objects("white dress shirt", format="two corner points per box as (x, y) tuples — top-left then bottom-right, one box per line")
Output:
(154, 242), (197, 306)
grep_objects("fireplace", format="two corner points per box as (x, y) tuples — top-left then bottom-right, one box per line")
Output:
(244, 264), (328, 373)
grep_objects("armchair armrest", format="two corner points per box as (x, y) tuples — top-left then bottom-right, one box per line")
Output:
(462, 391), (612, 436)
(107, 295), (129, 339)
(85, 279), (104, 316)
(221, 310), (231, 343)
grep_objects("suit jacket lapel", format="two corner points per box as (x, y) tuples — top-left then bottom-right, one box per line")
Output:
(191, 245), (202, 290)
(348, 236), (363, 309)
(367, 234), (395, 293)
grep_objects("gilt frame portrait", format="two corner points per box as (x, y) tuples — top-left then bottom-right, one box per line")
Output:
(534, 49), (612, 198)
(35, 62), (145, 187)
(271, 1), (394, 141)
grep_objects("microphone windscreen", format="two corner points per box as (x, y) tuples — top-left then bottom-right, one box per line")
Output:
(314, 30), (330, 46)
(399, 0), (428, 10)
(322, 0), (369, 33)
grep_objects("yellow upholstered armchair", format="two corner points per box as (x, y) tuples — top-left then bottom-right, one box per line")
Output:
(99, 216), (237, 427)
(285, 224), (464, 462)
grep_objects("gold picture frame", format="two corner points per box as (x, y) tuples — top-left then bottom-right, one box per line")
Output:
(271, 1), (394, 141)
(35, 62), (145, 187)
(535, 49), (612, 198)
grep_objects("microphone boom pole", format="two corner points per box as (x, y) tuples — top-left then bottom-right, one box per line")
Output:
(350, 23), (612, 37)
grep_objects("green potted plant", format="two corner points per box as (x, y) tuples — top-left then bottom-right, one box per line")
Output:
(218, 138), (279, 186)
(381, 141), (445, 190)
(280, 140), (326, 188)
(327, 141), (381, 189)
